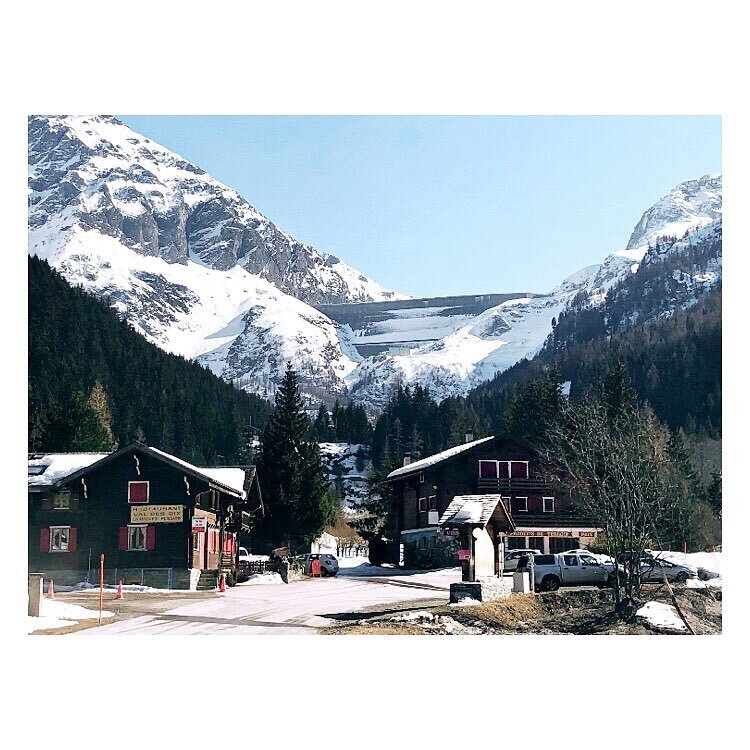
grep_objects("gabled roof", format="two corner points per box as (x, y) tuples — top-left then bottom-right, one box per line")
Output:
(148, 447), (247, 497)
(30, 443), (249, 499)
(439, 494), (514, 531)
(387, 436), (496, 480)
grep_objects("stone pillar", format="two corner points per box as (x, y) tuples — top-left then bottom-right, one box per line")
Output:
(28, 574), (44, 617)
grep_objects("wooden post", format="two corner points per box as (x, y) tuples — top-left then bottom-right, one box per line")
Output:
(98, 553), (104, 624)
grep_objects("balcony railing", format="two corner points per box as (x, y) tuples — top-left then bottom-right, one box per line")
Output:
(477, 477), (553, 494)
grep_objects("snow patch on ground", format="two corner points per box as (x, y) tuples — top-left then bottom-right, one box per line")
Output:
(27, 599), (114, 633)
(636, 601), (687, 632)
(239, 572), (284, 586)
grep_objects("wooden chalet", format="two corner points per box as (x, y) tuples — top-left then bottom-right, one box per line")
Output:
(28, 442), (262, 590)
(386, 435), (598, 568)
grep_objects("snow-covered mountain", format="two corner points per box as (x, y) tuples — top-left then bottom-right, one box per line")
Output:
(344, 174), (722, 406)
(28, 115), (403, 398)
(27, 115), (721, 408)
(626, 174), (722, 251)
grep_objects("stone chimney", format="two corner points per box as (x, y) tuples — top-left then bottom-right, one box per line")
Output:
(465, 432), (474, 443)
(403, 454), (412, 467)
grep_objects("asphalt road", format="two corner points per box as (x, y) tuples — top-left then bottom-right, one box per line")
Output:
(75, 564), (458, 635)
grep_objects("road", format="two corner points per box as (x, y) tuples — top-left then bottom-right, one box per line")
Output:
(75, 561), (460, 635)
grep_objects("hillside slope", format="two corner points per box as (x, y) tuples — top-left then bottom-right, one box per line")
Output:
(470, 225), (722, 436)
(28, 255), (271, 463)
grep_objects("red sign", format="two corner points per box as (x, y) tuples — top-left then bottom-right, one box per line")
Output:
(458, 549), (471, 561)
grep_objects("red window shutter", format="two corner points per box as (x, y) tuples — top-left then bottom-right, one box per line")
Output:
(128, 482), (149, 503)
(119, 526), (128, 550)
(498, 462), (510, 479)
(146, 525), (156, 550)
(40, 528), (50, 552)
(68, 528), (78, 552)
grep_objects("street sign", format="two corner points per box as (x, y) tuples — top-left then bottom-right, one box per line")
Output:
(191, 517), (208, 532)
(458, 549), (471, 561)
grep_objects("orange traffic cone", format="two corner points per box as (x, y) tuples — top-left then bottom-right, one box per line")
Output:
(115, 580), (124, 600)
(47, 579), (55, 598)
(219, 573), (226, 592)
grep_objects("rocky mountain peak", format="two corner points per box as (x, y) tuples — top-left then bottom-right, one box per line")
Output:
(28, 115), (404, 306)
(626, 173), (722, 251)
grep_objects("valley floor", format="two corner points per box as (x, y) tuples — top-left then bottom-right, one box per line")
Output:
(28, 556), (721, 636)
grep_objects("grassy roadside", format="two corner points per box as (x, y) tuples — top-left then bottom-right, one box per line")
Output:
(325, 586), (722, 635)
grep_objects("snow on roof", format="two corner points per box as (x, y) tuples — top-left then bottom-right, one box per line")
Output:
(28, 453), (109, 487)
(387, 436), (496, 480)
(28, 445), (248, 497)
(148, 447), (247, 497)
(439, 494), (510, 528)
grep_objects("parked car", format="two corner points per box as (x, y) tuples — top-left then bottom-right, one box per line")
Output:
(301, 553), (339, 577)
(617, 550), (657, 565)
(564, 549), (615, 564)
(238, 547), (252, 564)
(638, 558), (697, 583)
(530, 551), (618, 591)
(504, 549), (542, 572)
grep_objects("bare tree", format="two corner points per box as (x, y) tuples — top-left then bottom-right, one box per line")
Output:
(545, 397), (691, 616)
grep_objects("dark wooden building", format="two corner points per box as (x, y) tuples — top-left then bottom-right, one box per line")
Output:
(28, 443), (261, 590)
(387, 435), (598, 568)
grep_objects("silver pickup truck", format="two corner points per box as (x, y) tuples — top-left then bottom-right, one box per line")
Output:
(525, 551), (618, 591)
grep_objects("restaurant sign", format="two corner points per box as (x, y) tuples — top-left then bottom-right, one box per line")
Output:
(457, 549), (471, 561)
(131, 505), (184, 524)
(509, 529), (598, 538)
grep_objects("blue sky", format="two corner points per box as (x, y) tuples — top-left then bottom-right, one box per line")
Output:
(121, 116), (721, 298)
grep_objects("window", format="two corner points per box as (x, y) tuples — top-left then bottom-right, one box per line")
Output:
(50, 526), (70, 551)
(52, 491), (71, 510)
(479, 460), (498, 479)
(128, 525), (147, 551)
(580, 555), (599, 566)
(428, 495), (437, 511)
(128, 481), (149, 503)
(419, 473), (425, 483)
(418, 496), (428, 512)
(516, 497), (528, 512)
(542, 497), (555, 513)
(510, 461), (529, 479)
(28, 464), (48, 476)
(563, 555), (579, 567)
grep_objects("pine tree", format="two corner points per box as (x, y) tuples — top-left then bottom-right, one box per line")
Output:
(256, 365), (335, 550)
(70, 391), (114, 451)
(313, 403), (334, 442)
(88, 381), (118, 450)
